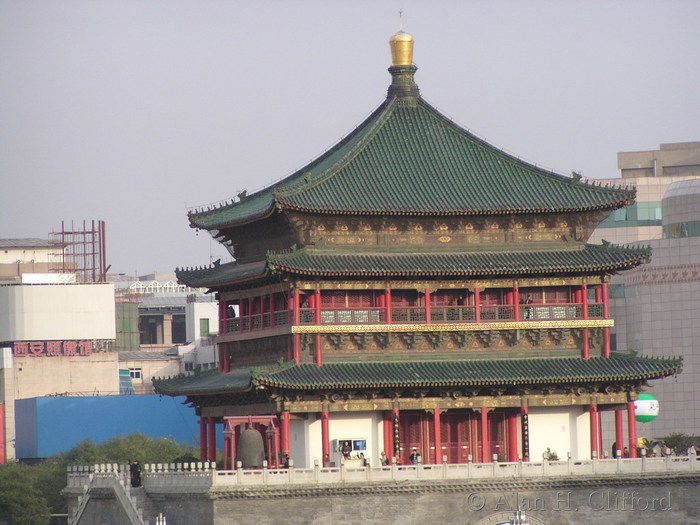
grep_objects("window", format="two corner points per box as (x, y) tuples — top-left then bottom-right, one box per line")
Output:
(129, 367), (142, 380)
(200, 318), (210, 337)
(184, 362), (194, 372)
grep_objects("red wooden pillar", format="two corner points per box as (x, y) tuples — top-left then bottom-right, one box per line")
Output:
(385, 289), (392, 323)
(480, 407), (489, 463)
(602, 282), (609, 317)
(581, 284), (589, 320)
(424, 288), (432, 324)
(627, 401), (638, 458)
(614, 409), (624, 458)
(199, 417), (207, 461)
(383, 412), (393, 460)
(433, 408), (441, 464)
(280, 412), (290, 455)
(314, 289), (322, 365)
(513, 286), (520, 322)
(207, 418), (217, 462)
(595, 285), (602, 303)
(217, 345), (224, 372)
(474, 288), (481, 323)
(507, 410), (518, 462)
(589, 404), (599, 459)
(218, 299), (227, 335)
(582, 328), (590, 360)
(321, 411), (330, 466)
(292, 289), (301, 364)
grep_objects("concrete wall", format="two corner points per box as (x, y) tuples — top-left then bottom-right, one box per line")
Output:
(529, 406), (590, 461)
(0, 283), (116, 341)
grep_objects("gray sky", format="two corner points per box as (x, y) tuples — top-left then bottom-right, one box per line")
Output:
(1, 1), (698, 276)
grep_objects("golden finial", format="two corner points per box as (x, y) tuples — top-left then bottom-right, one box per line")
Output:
(389, 10), (414, 66)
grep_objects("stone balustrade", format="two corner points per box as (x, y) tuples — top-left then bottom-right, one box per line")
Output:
(67, 456), (700, 491)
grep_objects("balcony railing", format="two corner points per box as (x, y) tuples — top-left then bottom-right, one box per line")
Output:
(221, 303), (605, 335)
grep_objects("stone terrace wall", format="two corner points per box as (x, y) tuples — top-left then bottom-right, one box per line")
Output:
(65, 459), (700, 525)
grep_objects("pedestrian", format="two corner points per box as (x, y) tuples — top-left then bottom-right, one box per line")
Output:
(130, 460), (141, 487)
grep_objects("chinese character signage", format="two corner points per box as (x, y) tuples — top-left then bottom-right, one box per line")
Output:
(13, 340), (93, 357)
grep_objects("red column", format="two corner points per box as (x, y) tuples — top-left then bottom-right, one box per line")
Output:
(602, 282), (609, 318)
(293, 289), (300, 325)
(218, 299), (227, 335)
(507, 410), (518, 462)
(217, 345), (224, 372)
(385, 289), (392, 323)
(614, 409), (624, 458)
(582, 284), (589, 320)
(281, 412), (290, 455)
(207, 418), (217, 462)
(627, 401), (638, 458)
(480, 408), (489, 463)
(424, 288), (432, 324)
(199, 417), (207, 461)
(433, 408), (441, 464)
(474, 288), (481, 323)
(513, 287), (520, 322)
(321, 411), (330, 466)
(589, 405), (599, 459)
(383, 412), (393, 460)
(314, 289), (321, 323)
(582, 328), (590, 360)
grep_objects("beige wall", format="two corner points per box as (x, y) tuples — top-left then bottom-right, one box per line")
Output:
(120, 359), (181, 395)
(0, 283), (116, 341)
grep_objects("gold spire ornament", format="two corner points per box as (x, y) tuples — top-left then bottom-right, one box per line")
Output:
(389, 31), (414, 66)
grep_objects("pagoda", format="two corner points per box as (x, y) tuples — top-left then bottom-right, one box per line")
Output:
(155, 32), (680, 468)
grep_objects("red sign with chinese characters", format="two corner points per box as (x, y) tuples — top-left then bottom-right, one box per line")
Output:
(13, 340), (93, 357)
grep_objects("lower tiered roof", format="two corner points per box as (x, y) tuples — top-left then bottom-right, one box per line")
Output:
(153, 354), (681, 397)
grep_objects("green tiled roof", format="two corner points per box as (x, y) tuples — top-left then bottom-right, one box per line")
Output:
(176, 260), (268, 289)
(267, 245), (650, 277)
(153, 355), (681, 396)
(189, 75), (634, 230)
(153, 368), (253, 396)
(176, 244), (650, 289)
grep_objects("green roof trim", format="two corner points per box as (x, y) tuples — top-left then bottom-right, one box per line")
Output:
(153, 354), (681, 396)
(176, 244), (650, 288)
(153, 368), (253, 396)
(176, 260), (268, 289)
(188, 86), (634, 231)
(267, 244), (650, 277)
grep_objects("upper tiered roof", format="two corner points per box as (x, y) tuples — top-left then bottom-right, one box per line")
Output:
(187, 34), (634, 232)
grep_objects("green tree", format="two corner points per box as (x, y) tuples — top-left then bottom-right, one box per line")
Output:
(0, 463), (50, 525)
(662, 432), (695, 455)
(1, 433), (199, 522)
